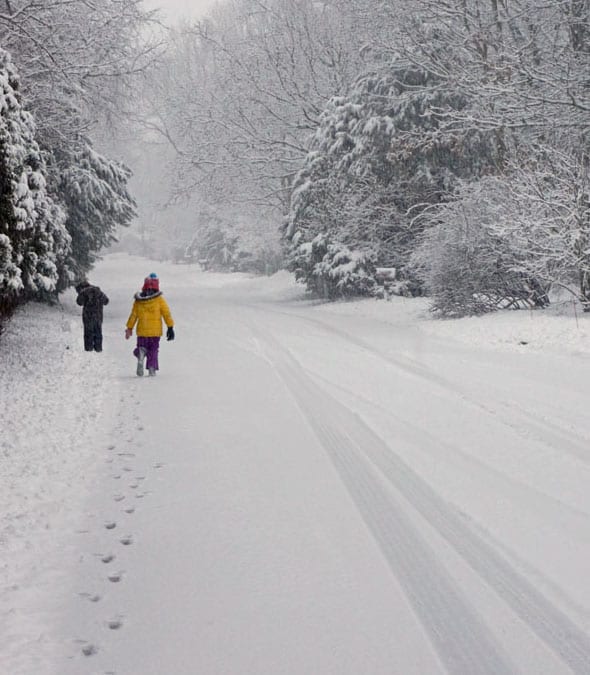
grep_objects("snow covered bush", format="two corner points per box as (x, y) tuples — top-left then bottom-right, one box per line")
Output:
(411, 146), (590, 317)
(288, 233), (376, 299)
(412, 209), (547, 317)
(233, 246), (283, 276)
(485, 144), (590, 310)
(187, 225), (238, 272)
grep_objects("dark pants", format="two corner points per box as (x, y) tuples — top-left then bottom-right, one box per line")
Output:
(83, 319), (103, 352)
(133, 336), (160, 370)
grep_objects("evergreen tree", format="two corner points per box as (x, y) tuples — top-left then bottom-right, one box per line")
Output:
(0, 48), (71, 320)
(286, 55), (501, 297)
(0, 1), (151, 294)
(54, 142), (137, 282)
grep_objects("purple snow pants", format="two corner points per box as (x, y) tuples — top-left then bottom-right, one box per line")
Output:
(134, 336), (160, 370)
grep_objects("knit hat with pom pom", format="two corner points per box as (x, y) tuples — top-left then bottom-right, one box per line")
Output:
(142, 272), (159, 291)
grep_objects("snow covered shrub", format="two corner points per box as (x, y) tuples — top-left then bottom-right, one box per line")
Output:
(187, 226), (238, 272)
(485, 144), (590, 310)
(233, 246), (283, 276)
(416, 144), (590, 314)
(412, 179), (550, 317)
(288, 233), (376, 299)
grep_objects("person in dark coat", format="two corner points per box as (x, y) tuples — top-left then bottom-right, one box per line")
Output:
(75, 280), (109, 352)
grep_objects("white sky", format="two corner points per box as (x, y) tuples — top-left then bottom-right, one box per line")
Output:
(144, 0), (217, 22)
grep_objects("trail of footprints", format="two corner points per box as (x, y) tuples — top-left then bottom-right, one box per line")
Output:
(78, 394), (165, 668)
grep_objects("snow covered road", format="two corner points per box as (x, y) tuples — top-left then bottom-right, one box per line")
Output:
(2, 254), (590, 674)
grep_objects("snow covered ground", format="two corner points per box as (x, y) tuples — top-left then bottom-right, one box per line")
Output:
(1, 253), (590, 674)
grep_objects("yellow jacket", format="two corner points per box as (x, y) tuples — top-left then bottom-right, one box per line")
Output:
(126, 292), (174, 337)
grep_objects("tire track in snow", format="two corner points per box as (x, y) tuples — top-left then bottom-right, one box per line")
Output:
(246, 303), (590, 466)
(310, 369), (590, 523)
(254, 329), (590, 674)
(252, 331), (515, 675)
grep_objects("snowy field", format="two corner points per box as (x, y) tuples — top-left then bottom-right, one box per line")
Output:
(1, 253), (590, 675)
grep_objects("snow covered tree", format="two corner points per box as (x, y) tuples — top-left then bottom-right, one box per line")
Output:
(55, 143), (136, 281)
(0, 1), (156, 289)
(411, 182), (550, 316)
(141, 0), (366, 215)
(288, 232), (376, 299)
(485, 145), (590, 307)
(0, 0), (160, 147)
(392, 0), (589, 141)
(412, 140), (589, 315)
(0, 48), (71, 321)
(286, 54), (502, 297)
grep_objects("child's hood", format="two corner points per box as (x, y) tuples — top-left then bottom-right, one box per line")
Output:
(134, 290), (163, 302)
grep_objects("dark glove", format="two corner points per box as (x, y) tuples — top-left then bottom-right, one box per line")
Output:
(166, 326), (175, 341)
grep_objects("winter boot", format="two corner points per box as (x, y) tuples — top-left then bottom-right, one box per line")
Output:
(136, 347), (146, 377)
(148, 367), (156, 377)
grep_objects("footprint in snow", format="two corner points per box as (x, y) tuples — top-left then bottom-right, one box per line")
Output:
(120, 536), (133, 546)
(124, 507), (135, 514)
(101, 554), (115, 564)
(108, 618), (123, 631)
(129, 483), (139, 489)
(153, 462), (164, 469)
(113, 494), (125, 502)
(82, 643), (98, 657)
(108, 571), (124, 583)
(108, 444), (116, 451)
(79, 592), (101, 603)
(105, 522), (117, 530)
(112, 475), (122, 480)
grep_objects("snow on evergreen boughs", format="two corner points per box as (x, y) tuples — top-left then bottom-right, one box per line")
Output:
(288, 233), (376, 299)
(285, 55), (501, 299)
(0, 48), (71, 315)
(58, 142), (136, 279)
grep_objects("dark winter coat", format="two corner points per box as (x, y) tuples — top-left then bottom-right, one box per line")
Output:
(76, 284), (109, 325)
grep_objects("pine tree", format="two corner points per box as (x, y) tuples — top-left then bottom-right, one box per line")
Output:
(53, 142), (137, 281)
(0, 48), (71, 320)
(286, 53), (501, 297)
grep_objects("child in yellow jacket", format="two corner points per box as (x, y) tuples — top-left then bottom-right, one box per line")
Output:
(125, 273), (175, 376)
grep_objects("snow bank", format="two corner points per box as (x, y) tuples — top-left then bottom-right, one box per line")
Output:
(309, 292), (590, 357)
(0, 296), (113, 672)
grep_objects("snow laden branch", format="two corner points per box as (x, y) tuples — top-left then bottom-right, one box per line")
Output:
(0, 1), (155, 323)
(139, 0), (365, 211)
